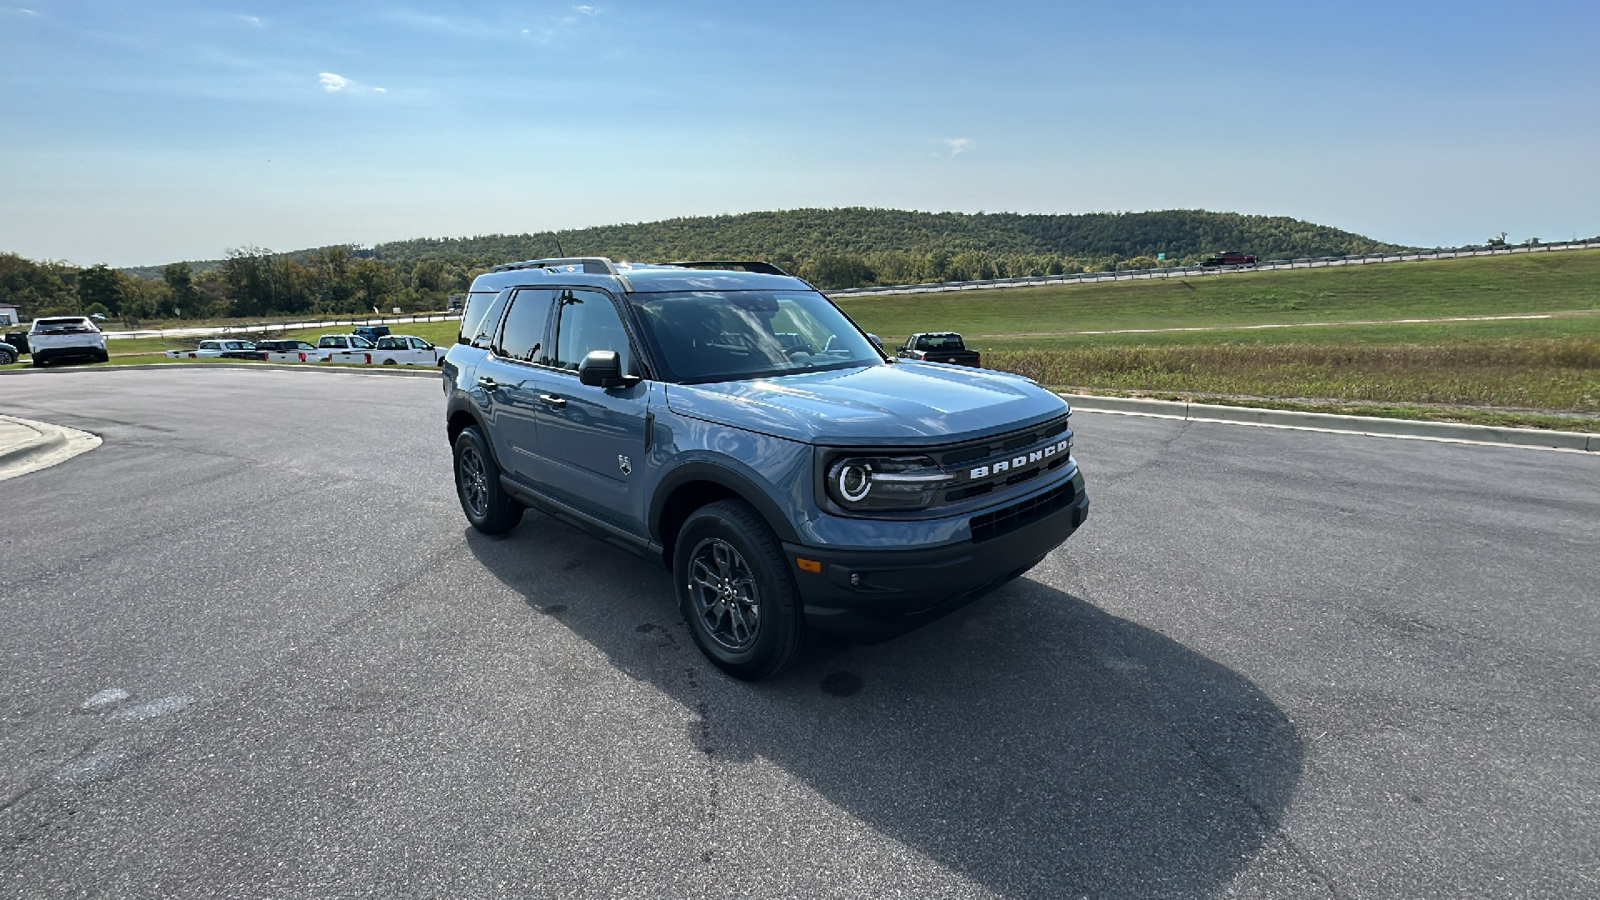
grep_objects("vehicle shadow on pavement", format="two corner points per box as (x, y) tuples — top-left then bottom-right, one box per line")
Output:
(467, 518), (1305, 898)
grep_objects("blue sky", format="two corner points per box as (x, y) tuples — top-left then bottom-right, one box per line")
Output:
(2, 1), (1597, 266)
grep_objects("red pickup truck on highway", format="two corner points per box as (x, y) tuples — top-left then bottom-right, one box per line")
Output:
(1201, 251), (1258, 267)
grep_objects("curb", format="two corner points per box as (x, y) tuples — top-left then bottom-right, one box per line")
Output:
(0, 417), (55, 464)
(0, 415), (103, 481)
(1063, 395), (1600, 453)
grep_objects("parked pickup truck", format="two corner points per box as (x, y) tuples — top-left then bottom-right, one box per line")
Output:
(305, 334), (377, 361)
(165, 339), (258, 359)
(895, 332), (982, 367)
(317, 333), (443, 366)
(253, 339), (320, 362)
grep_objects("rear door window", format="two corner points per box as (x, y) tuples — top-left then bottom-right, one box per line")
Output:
(495, 289), (555, 364)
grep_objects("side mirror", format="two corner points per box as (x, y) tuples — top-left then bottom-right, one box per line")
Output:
(578, 350), (629, 388)
(866, 333), (883, 349)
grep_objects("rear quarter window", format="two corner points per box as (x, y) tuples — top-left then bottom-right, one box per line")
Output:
(458, 291), (501, 345)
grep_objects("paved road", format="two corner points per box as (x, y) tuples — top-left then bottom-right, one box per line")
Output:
(1, 368), (1596, 899)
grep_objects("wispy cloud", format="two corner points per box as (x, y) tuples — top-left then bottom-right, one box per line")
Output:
(388, 6), (603, 45)
(940, 138), (972, 157)
(6, 7), (40, 16)
(237, 14), (263, 28)
(386, 9), (499, 39)
(319, 72), (386, 94)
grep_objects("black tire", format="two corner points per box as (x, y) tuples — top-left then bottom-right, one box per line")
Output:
(453, 427), (523, 534)
(0, 350), (14, 366)
(31, 356), (44, 368)
(674, 499), (804, 681)
(96, 350), (109, 363)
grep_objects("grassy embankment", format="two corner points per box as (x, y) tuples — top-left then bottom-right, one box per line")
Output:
(838, 250), (1600, 432)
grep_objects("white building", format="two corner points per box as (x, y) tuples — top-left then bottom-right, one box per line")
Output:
(0, 305), (18, 326)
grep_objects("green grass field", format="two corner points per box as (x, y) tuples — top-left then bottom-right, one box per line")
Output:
(838, 250), (1600, 335)
(839, 250), (1600, 431)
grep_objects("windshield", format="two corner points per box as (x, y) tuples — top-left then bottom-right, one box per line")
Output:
(626, 290), (882, 384)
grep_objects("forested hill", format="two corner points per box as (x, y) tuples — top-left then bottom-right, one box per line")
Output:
(31, 208), (1398, 322)
(369, 208), (1400, 282)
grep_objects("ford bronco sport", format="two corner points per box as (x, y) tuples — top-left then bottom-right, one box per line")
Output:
(443, 258), (1089, 680)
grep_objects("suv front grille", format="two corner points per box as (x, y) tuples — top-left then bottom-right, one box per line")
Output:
(969, 481), (1076, 544)
(932, 414), (1069, 468)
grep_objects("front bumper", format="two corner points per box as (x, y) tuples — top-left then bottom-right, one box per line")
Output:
(784, 469), (1089, 642)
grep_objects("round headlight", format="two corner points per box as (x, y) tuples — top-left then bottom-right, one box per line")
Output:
(835, 463), (872, 502)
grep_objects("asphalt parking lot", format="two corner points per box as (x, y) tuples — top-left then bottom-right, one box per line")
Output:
(2, 368), (1597, 899)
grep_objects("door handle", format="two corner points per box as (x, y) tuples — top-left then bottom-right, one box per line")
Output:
(538, 393), (567, 409)
(477, 376), (499, 390)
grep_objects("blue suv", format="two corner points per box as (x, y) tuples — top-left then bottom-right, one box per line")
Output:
(443, 258), (1089, 679)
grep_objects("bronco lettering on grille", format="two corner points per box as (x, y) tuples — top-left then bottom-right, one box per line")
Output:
(968, 438), (1069, 480)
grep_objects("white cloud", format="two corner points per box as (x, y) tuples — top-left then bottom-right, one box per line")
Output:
(8, 7), (40, 15)
(941, 138), (972, 156)
(318, 72), (388, 95)
(237, 14), (263, 27)
(573, 5), (600, 14)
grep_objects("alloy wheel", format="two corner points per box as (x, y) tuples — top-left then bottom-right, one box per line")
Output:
(459, 445), (489, 519)
(687, 537), (761, 653)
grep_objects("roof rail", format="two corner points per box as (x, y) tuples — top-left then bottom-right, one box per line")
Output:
(488, 256), (620, 275)
(666, 260), (791, 276)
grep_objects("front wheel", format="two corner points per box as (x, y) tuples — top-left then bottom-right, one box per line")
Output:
(674, 500), (804, 680)
(453, 427), (523, 534)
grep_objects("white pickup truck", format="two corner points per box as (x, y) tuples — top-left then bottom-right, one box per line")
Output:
(308, 334), (377, 362)
(319, 334), (444, 366)
(165, 339), (258, 359)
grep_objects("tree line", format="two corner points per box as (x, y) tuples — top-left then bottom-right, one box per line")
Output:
(1, 248), (474, 324)
(5, 208), (1410, 320)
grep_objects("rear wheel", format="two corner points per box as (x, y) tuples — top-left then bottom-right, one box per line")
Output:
(674, 499), (804, 681)
(453, 427), (523, 534)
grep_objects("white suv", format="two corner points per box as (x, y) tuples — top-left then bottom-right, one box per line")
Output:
(28, 317), (108, 367)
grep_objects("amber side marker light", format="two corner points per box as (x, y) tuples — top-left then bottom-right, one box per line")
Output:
(796, 558), (822, 573)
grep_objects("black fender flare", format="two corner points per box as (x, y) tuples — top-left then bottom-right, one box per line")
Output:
(650, 460), (802, 547)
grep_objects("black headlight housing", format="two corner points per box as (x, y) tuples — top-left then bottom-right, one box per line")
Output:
(823, 454), (956, 513)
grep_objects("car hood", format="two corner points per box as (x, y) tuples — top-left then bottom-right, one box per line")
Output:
(664, 362), (1067, 446)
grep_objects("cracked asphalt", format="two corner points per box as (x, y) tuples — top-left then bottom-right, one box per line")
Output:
(1, 367), (1596, 899)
